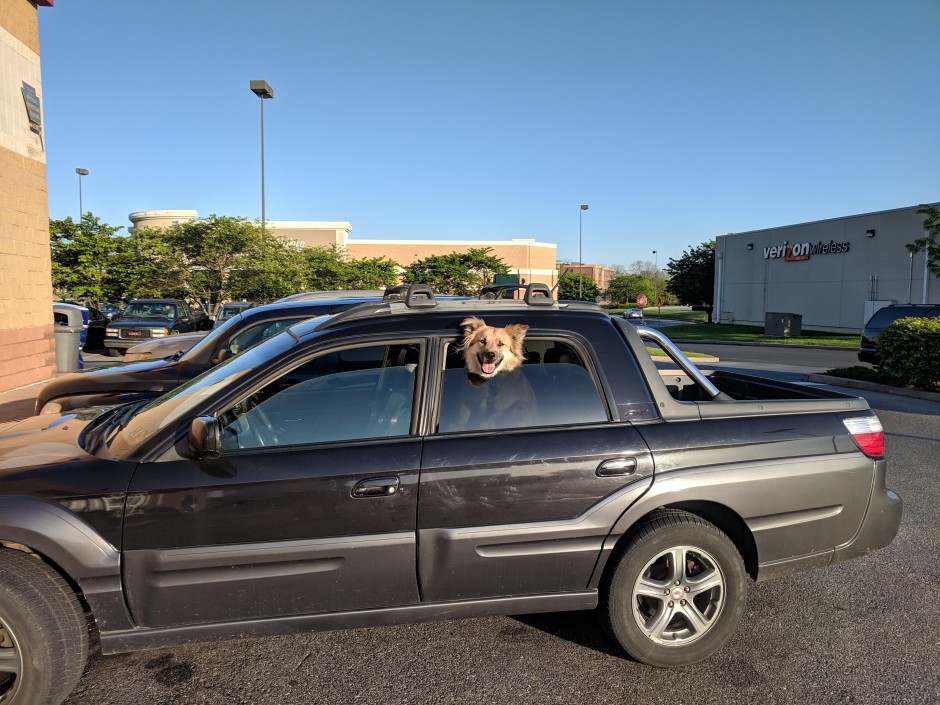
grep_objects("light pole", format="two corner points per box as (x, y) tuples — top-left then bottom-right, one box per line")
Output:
(249, 80), (274, 232)
(652, 250), (659, 316)
(75, 168), (88, 221)
(579, 204), (589, 299)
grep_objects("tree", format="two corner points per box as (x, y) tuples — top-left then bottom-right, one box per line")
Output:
(303, 245), (350, 291)
(402, 248), (509, 295)
(607, 274), (653, 306)
(557, 273), (598, 301)
(108, 226), (188, 302)
(907, 205), (940, 278)
(344, 256), (400, 289)
(163, 215), (265, 310)
(229, 235), (307, 303)
(665, 241), (716, 322)
(49, 214), (124, 307)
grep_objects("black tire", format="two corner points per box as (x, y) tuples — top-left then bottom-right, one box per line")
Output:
(0, 549), (88, 705)
(603, 510), (747, 667)
(107, 348), (122, 357)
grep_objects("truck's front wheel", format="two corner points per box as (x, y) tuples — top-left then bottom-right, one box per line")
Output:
(0, 549), (88, 704)
(603, 511), (747, 667)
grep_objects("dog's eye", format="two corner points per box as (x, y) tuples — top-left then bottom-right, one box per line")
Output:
(497, 340), (504, 347)
(479, 337), (487, 345)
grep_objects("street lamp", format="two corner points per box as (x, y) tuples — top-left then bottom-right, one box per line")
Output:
(652, 250), (658, 316)
(75, 168), (88, 221)
(249, 80), (274, 232)
(579, 204), (589, 299)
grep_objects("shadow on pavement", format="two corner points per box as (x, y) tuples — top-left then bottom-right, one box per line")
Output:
(0, 398), (36, 423)
(510, 610), (628, 660)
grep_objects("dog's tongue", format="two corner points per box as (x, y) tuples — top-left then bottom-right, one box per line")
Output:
(482, 362), (497, 375)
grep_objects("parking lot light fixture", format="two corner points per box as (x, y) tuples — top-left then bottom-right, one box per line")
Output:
(75, 168), (89, 221)
(579, 204), (589, 299)
(249, 80), (274, 232)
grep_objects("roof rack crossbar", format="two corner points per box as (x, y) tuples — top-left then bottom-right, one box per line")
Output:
(524, 283), (554, 306)
(403, 284), (437, 308)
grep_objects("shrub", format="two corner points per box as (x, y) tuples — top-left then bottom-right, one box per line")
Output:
(877, 317), (940, 391)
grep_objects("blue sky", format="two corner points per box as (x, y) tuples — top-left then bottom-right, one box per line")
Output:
(38, 0), (940, 269)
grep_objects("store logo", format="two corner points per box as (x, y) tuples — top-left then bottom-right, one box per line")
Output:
(763, 240), (850, 262)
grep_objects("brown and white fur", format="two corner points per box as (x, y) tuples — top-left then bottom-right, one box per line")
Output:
(459, 316), (529, 380)
(449, 317), (537, 430)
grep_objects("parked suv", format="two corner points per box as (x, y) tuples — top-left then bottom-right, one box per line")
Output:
(858, 304), (940, 364)
(104, 299), (203, 356)
(213, 301), (256, 328)
(38, 295), (387, 414)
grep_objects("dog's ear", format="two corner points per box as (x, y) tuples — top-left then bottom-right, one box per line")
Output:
(504, 323), (529, 356)
(460, 317), (486, 338)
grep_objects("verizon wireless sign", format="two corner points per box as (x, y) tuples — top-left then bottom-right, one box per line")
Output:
(764, 239), (850, 262)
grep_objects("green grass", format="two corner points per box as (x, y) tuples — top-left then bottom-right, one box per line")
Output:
(646, 347), (715, 360)
(606, 307), (859, 347)
(660, 323), (858, 347)
(644, 309), (709, 323)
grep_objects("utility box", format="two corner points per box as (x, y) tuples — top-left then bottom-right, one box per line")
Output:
(53, 303), (87, 372)
(764, 312), (803, 338)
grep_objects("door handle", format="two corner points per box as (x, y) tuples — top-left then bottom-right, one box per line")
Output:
(352, 477), (400, 498)
(596, 458), (637, 477)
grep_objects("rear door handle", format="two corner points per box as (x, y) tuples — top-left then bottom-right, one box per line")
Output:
(596, 458), (638, 477)
(352, 477), (400, 498)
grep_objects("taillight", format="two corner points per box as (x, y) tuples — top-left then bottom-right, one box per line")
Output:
(843, 416), (885, 459)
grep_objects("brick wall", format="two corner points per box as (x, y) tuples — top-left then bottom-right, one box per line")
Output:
(0, 0), (41, 54)
(347, 240), (559, 288)
(0, 1), (56, 392)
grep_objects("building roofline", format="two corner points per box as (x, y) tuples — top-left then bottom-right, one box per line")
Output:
(720, 202), (940, 238)
(268, 221), (352, 231)
(349, 239), (556, 248)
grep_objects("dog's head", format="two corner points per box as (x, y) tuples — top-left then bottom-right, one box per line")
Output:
(460, 317), (529, 379)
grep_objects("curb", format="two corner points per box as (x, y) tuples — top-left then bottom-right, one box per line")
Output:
(804, 374), (940, 402)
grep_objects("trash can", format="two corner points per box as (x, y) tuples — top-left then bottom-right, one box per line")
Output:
(53, 303), (87, 372)
(764, 312), (803, 338)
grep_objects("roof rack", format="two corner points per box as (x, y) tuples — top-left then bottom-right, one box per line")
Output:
(383, 284), (436, 308)
(318, 283), (579, 331)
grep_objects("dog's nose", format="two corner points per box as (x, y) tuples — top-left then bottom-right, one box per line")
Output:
(482, 351), (497, 362)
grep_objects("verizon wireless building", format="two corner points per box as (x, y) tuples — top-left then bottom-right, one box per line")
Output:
(713, 204), (939, 334)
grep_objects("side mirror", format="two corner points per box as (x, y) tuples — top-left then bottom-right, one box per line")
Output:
(188, 416), (221, 458)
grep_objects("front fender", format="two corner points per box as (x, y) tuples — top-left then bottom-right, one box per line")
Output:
(0, 497), (133, 631)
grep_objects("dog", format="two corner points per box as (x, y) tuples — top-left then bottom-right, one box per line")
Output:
(442, 317), (537, 431)
(459, 316), (529, 380)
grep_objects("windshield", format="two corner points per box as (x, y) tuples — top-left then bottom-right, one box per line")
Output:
(109, 331), (297, 458)
(218, 304), (247, 321)
(122, 302), (176, 319)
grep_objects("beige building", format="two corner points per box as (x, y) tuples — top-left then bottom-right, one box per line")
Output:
(714, 204), (940, 333)
(129, 212), (561, 289)
(560, 263), (617, 293)
(0, 0), (55, 394)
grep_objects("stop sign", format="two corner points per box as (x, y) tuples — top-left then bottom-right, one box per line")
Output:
(637, 294), (648, 307)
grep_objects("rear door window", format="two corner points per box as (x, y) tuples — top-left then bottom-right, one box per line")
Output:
(437, 338), (608, 433)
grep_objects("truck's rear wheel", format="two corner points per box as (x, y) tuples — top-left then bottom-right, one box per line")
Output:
(603, 510), (747, 667)
(0, 549), (88, 705)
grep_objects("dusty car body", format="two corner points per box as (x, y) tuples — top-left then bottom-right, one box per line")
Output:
(1, 284), (900, 704)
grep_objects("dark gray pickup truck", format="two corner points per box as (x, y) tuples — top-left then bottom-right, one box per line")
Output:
(0, 285), (901, 704)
